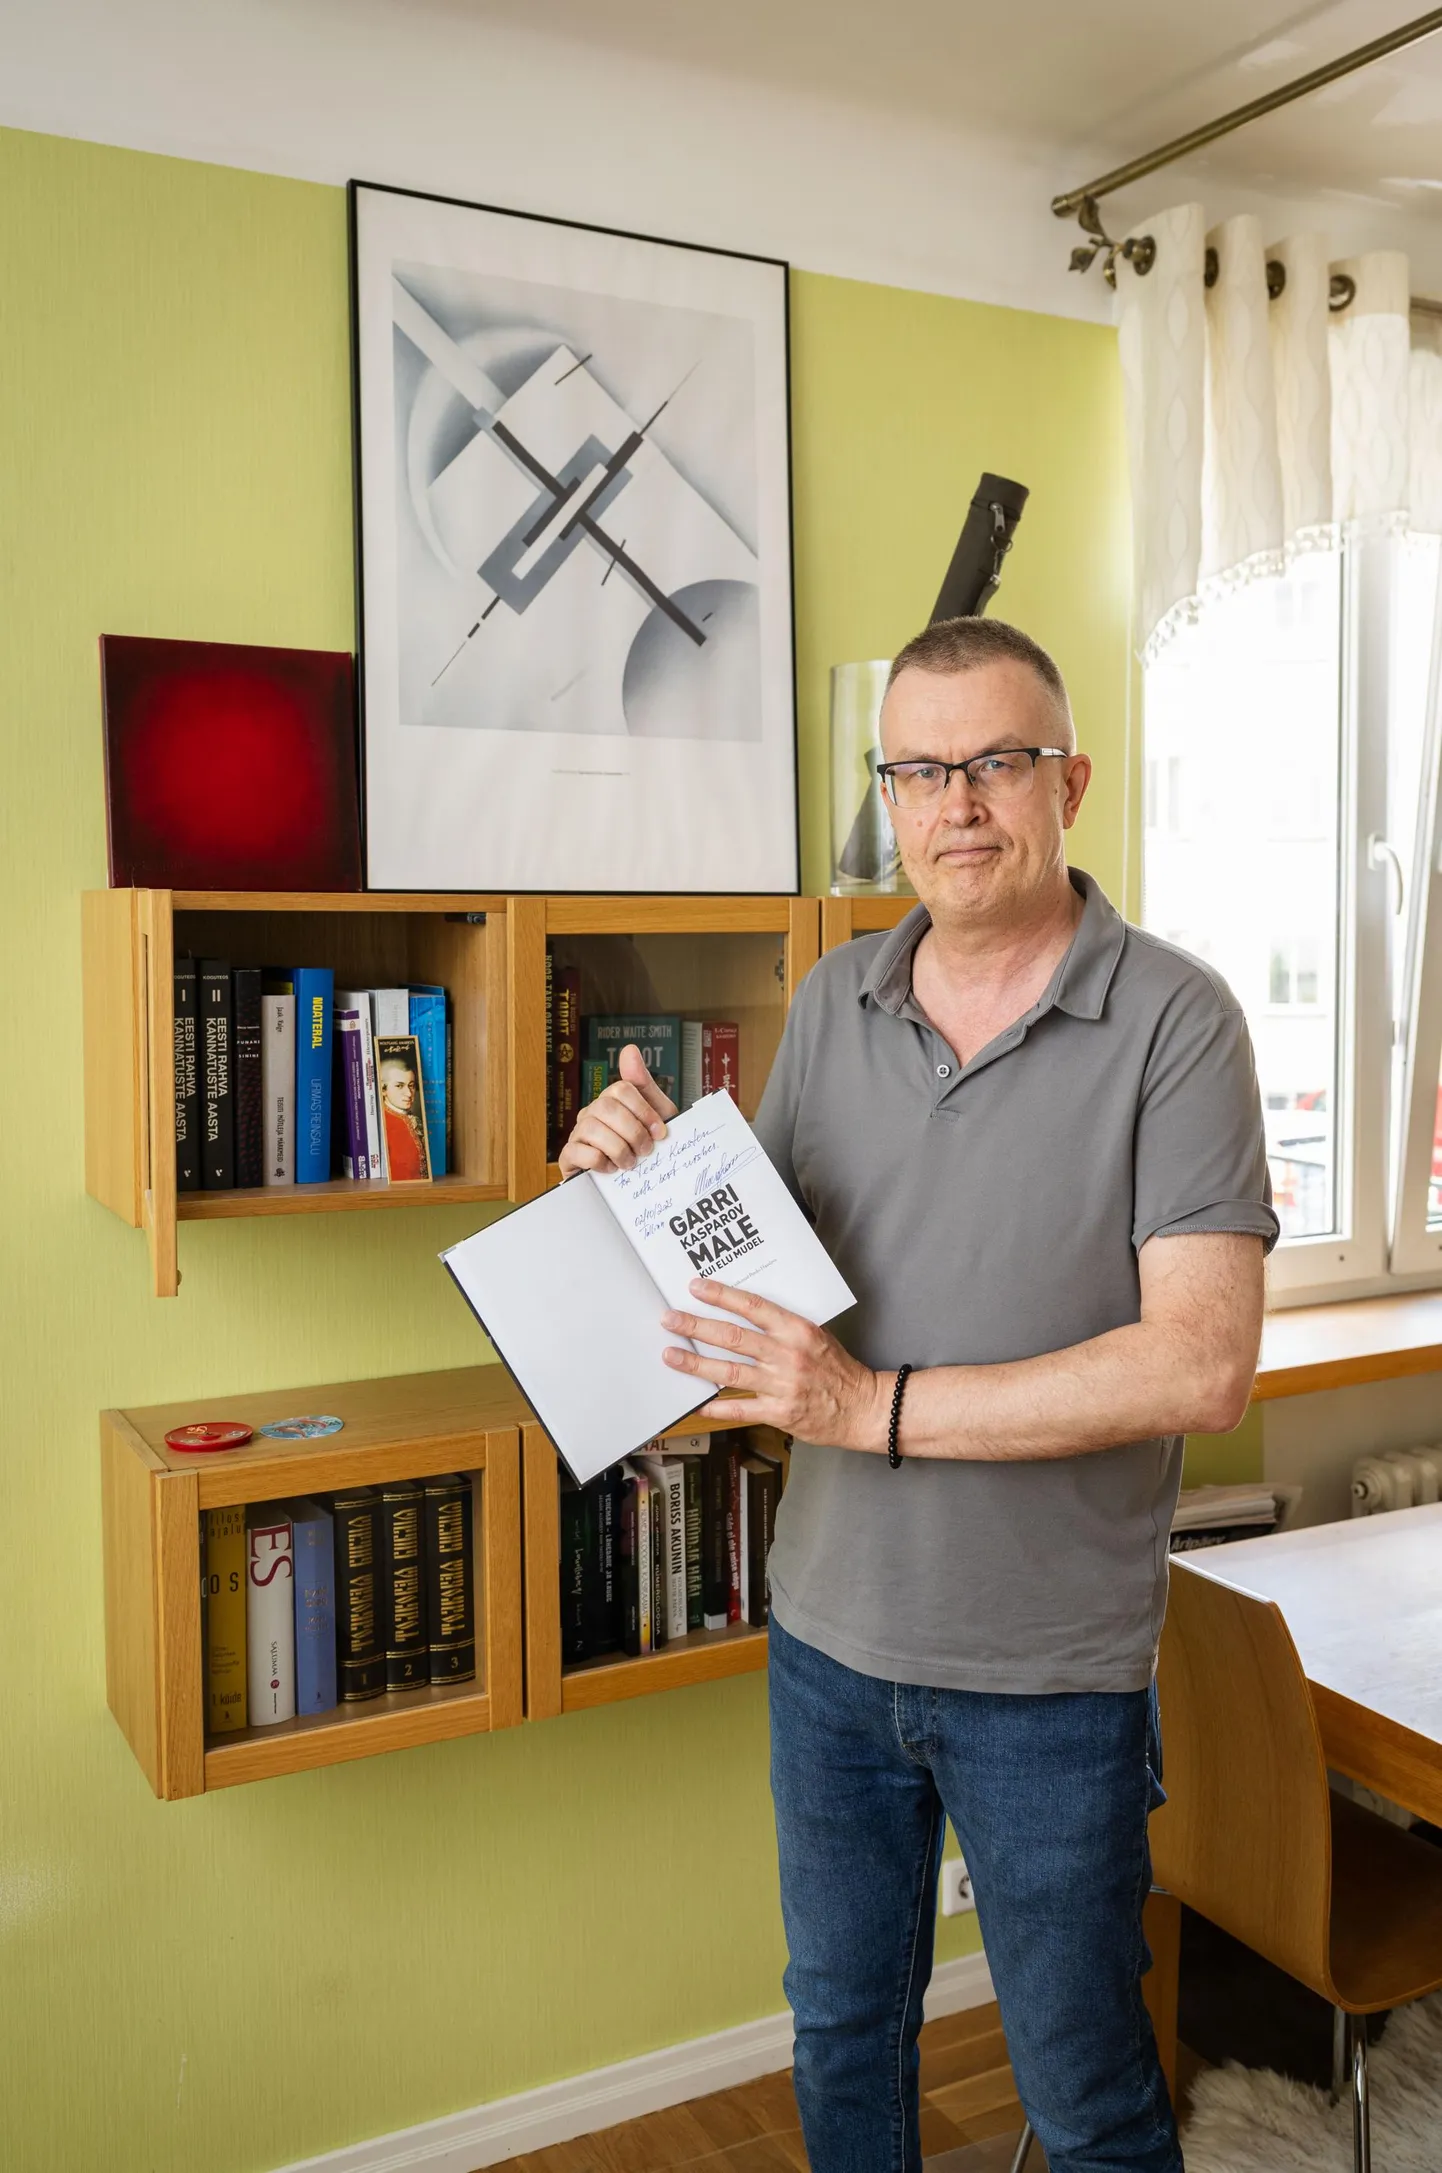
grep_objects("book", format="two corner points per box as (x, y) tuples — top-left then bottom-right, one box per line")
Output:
(682, 1448), (705, 1631)
(585, 1466), (623, 1658)
(173, 956), (200, 1191)
(334, 1006), (371, 1180)
(742, 1455), (781, 1627)
(650, 1475), (667, 1649)
(585, 1014), (681, 1108)
(680, 1021), (740, 1111)
(369, 987), (410, 1040)
(376, 1033), (432, 1182)
(293, 966), (334, 1185)
(202, 1504), (247, 1733)
(291, 1499), (337, 1714)
(233, 966), (264, 1187)
(380, 1480), (428, 1690)
(726, 1445), (742, 1624)
(198, 959), (235, 1189)
(335, 989), (382, 1180)
(260, 983), (296, 1185)
(702, 1435), (733, 1632)
(330, 1488), (384, 1702)
(580, 1057), (609, 1106)
(635, 1450), (687, 1642)
(619, 1472), (641, 1656)
(410, 987), (448, 1179)
(245, 1504), (296, 1727)
(424, 1474), (475, 1684)
(441, 1093), (855, 1485)
(547, 962), (582, 1160)
(560, 1472), (588, 1664)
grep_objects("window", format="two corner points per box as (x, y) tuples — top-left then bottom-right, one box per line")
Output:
(1142, 535), (1442, 1299)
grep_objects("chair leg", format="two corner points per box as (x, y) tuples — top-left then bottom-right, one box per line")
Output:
(1348, 2013), (1371, 2173)
(1008, 2119), (1035, 2173)
(1331, 2005), (1348, 2102)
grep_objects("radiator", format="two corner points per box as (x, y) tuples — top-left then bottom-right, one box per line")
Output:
(1351, 1446), (1442, 1514)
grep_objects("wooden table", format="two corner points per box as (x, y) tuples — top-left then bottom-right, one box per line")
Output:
(1181, 1503), (1442, 1825)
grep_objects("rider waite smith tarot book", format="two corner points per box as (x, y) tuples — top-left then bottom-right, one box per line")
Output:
(441, 1093), (855, 1485)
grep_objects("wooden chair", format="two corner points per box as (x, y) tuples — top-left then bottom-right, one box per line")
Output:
(1146, 1556), (1442, 2172)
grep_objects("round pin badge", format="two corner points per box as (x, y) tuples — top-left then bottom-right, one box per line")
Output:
(164, 1421), (253, 1453)
(256, 1415), (345, 1441)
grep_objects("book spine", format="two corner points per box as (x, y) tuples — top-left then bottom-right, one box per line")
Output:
(702, 1438), (731, 1631)
(381, 1482), (427, 1690)
(261, 991), (295, 1185)
(680, 1020), (702, 1111)
(332, 1491), (384, 1701)
(581, 1057), (609, 1106)
(585, 1016), (681, 1107)
(358, 1002), (383, 1179)
(649, 1479), (667, 1650)
(293, 968), (333, 1184)
(586, 1468), (621, 1657)
(246, 1508), (296, 1726)
(550, 968), (582, 1155)
(198, 960), (235, 1189)
(202, 1504), (247, 1733)
(635, 1468), (652, 1653)
(560, 1476), (589, 1664)
(334, 1010), (369, 1181)
(684, 1455), (704, 1632)
(620, 1475), (641, 1657)
(291, 1504), (337, 1714)
(745, 1461), (781, 1628)
(173, 958), (200, 1191)
(739, 1459), (750, 1626)
(232, 966), (264, 1187)
(726, 1444), (742, 1625)
(636, 1460), (687, 1640)
(445, 1011), (453, 1171)
(424, 1475), (475, 1685)
(410, 990), (448, 1179)
(545, 949), (555, 1155)
(703, 1022), (741, 1105)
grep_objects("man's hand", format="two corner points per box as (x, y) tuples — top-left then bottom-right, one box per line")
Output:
(662, 1278), (888, 1449)
(558, 1042), (678, 1178)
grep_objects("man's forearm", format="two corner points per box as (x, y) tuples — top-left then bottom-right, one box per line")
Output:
(882, 1318), (1254, 1464)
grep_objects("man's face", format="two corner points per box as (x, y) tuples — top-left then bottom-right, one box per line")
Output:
(879, 658), (1092, 929)
(382, 1065), (416, 1114)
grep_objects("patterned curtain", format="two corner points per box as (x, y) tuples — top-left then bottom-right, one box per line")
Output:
(1115, 205), (1442, 658)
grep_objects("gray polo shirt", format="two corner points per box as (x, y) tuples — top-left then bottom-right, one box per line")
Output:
(754, 868), (1279, 1695)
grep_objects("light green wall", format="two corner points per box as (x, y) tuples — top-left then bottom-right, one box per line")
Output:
(0, 126), (1132, 2172)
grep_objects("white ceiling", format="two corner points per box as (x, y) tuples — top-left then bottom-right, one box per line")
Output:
(454, 0), (1442, 223)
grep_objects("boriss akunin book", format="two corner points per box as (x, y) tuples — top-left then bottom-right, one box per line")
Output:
(440, 1093), (855, 1484)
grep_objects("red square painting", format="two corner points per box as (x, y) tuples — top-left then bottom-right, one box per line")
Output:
(100, 636), (363, 891)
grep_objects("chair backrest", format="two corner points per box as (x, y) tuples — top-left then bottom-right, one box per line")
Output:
(1151, 1559), (1335, 1998)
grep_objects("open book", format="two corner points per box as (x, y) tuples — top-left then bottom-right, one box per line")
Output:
(441, 1092), (855, 1484)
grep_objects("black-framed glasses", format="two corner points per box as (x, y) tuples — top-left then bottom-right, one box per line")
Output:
(877, 748), (1070, 809)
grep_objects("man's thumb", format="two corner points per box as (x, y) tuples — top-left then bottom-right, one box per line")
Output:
(617, 1042), (651, 1089)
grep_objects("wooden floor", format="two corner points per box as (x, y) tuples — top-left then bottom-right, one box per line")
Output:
(489, 2002), (1030, 2173)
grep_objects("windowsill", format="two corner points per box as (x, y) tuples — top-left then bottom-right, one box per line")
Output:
(1256, 1288), (1442, 1398)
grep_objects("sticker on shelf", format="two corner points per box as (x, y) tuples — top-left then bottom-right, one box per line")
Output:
(164, 1421), (254, 1453)
(256, 1415), (346, 1440)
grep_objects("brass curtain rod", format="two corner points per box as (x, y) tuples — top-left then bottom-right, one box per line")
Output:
(1052, 8), (1442, 218)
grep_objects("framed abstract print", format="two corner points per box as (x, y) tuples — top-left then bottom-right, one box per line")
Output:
(349, 182), (798, 893)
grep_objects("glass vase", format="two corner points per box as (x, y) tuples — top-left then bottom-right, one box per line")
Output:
(830, 661), (911, 895)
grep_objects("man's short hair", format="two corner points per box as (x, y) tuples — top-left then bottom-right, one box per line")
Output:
(885, 616), (1069, 718)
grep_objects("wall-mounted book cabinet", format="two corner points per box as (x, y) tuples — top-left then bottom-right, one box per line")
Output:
(521, 1418), (788, 1720)
(101, 1367), (523, 1797)
(820, 893), (914, 953)
(82, 891), (820, 1294)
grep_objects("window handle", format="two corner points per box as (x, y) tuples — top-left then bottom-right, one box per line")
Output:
(1368, 834), (1405, 916)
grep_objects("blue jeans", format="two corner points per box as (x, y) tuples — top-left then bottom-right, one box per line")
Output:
(768, 1617), (1180, 2173)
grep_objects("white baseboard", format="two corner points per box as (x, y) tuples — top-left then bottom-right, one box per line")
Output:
(276, 1950), (995, 2173)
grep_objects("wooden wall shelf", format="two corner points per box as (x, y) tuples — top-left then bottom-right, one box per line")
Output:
(101, 1366), (523, 1797)
(521, 1416), (787, 1721)
(81, 889), (821, 1296)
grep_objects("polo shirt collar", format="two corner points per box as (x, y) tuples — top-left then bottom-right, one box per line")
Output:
(858, 868), (1126, 1023)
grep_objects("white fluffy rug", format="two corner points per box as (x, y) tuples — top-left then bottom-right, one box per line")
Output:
(1183, 1992), (1442, 2171)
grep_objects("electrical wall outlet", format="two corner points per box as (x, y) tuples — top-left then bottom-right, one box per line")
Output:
(940, 1858), (975, 1917)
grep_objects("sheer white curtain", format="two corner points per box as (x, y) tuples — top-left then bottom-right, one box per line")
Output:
(1116, 205), (1442, 656)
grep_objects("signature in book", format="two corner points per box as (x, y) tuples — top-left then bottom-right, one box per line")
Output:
(606, 1111), (760, 1246)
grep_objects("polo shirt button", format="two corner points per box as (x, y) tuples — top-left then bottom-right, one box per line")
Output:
(936, 1062), (952, 1079)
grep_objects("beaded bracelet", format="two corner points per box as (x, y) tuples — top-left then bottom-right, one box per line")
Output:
(888, 1364), (913, 1468)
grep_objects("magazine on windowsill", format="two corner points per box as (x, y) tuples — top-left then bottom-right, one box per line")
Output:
(441, 1092), (855, 1484)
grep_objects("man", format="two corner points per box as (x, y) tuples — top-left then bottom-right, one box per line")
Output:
(559, 617), (1277, 2173)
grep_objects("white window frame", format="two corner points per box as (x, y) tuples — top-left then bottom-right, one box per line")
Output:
(1388, 547), (1442, 1277)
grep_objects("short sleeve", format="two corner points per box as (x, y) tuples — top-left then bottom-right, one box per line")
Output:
(1132, 978), (1280, 1255)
